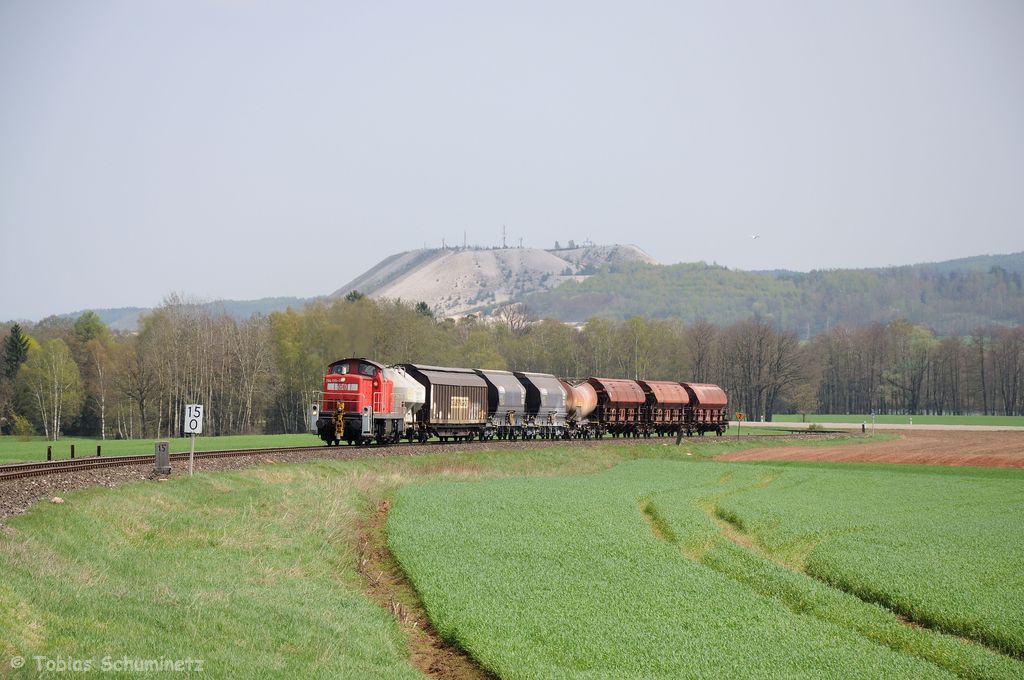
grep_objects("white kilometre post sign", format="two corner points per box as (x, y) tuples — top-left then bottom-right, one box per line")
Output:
(184, 404), (204, 475)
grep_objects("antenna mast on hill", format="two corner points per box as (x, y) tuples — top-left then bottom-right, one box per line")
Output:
(463, 230), (467, 249)
(518, 237), (523, 248)
(502, 225), (507, 248)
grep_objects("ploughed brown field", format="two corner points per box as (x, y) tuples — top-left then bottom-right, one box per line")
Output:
(718, 430), (1024, 467)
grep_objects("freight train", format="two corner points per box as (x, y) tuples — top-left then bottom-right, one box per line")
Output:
(315, 358), (728, 445)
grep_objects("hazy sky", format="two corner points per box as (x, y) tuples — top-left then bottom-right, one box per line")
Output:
(2, 0), (1022, 320)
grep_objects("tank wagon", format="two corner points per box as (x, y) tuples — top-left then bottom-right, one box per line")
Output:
(315, 357), (728, 445)
(561, 380), (598, 437)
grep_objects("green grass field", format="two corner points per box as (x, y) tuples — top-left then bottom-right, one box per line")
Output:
(773, 413), (1024, 427)
(0, 433), (324, 464)
(390, 460), (1024, 679)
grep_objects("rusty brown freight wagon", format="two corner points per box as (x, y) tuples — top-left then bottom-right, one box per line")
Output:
(587, 377), (646, 437)
(681, 382), (729, 436)
(638, 380), (690, 437)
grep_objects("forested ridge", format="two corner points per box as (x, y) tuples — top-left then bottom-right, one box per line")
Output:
(523, 255), (1024, 335)
(2, 293), (1022, 441)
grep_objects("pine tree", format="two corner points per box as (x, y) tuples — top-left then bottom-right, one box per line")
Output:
(3, 323), (30, 378)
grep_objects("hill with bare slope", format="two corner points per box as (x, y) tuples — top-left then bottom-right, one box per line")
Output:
(331, 244), (656, 317)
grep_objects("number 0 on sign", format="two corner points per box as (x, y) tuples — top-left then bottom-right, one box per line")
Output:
(185, 404), (204, 434)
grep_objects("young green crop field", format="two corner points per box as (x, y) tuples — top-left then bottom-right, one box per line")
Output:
(390, 459), (1024, 679)
(706, 464), (1024, 656)
(2, 435), (1020, 678)
(0, 433), (324, 464)
(773, 413), (1024, 427)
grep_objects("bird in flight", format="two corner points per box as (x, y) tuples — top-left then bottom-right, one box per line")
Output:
(750, 234), (760, 240)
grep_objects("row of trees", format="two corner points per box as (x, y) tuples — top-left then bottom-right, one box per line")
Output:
(2, 296), (1022, 440)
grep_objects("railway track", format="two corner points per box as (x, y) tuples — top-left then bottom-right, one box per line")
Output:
(0, 446), (329, 482)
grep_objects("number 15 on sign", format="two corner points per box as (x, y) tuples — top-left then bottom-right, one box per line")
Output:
(185, 404), (204, 475)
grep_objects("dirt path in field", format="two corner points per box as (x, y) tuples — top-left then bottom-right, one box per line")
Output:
(718, 430), (1024, 467)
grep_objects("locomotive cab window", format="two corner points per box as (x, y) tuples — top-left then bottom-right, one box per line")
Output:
(359, 363), (377, 377)
(331, 363), (351, 375)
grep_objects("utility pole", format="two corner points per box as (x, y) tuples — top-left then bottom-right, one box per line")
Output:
(502, 225), (507, 248)
(463, 230), (467, 249)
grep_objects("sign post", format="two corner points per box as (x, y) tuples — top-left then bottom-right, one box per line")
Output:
(184, 404), (204, 476)
(735, 411), (745, 438)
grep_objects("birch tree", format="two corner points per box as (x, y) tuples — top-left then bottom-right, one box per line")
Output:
(15, 339), (83, 440)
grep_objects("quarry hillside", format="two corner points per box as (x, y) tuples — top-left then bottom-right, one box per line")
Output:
(331, 244), (658, 317)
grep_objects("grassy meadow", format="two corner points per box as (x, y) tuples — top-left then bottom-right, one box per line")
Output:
(0, 433), (324, 465)
(1, 434), (1020, 678)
